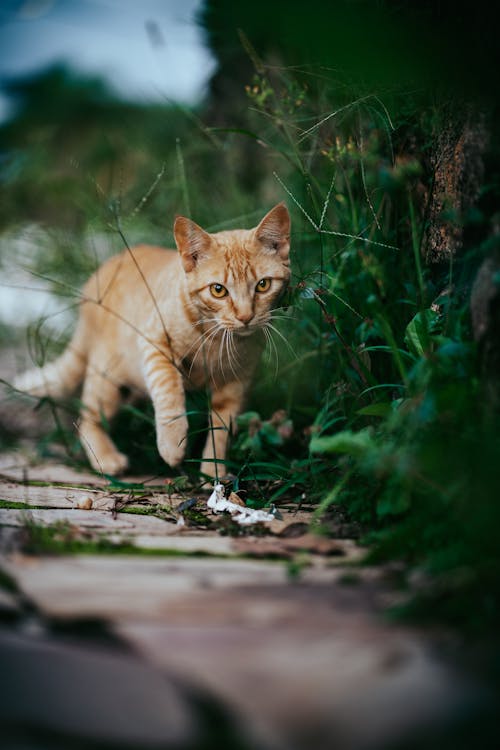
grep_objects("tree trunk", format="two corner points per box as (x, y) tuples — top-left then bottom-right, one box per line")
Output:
(424, 106), (488, 265)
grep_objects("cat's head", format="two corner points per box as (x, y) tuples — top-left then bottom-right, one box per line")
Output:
(174, 203), (291, 335)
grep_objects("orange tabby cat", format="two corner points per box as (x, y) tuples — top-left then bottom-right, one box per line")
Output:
(14, 203), (291, 477)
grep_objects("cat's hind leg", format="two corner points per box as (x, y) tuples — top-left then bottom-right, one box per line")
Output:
(78, 367), (128, 475)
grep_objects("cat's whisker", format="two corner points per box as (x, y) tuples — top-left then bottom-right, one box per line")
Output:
(185, 331), (219, 372)
(269, 313), (298, 322)
(183, 322), (220, 359)
(193, 317), (215, 328)
(265, 322), (298, 359)
(185, 335), (209, 364)
(263, 325), (280, 378)
(222, 329), (235, 381)
(228, 326), (244, 367)
(262, 326), (272, 365)
(206, 325), (224, 381)
(218, 329), (227, 374)
(263, 326), (272, 362)
(204, 325), (223, 356)
(220, 328), (230, 376)
(226, 330), (241, 381)
(188, 324), (222, 376)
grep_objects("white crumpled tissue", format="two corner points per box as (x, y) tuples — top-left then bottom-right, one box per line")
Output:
(207, 483), (275, 525)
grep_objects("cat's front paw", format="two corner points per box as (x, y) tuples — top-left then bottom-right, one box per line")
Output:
(90, 450), (129, 476)
(157, 416), (188, 468)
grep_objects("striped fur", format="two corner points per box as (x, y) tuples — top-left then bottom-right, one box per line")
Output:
(14, 203), (291, 476)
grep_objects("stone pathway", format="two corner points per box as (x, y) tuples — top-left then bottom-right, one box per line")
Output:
(0, 460), (494, 750)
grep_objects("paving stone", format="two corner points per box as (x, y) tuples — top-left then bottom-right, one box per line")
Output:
(0, 587), (20, 617)
(0, 456), (167, 487)
(0, 507), (178, 534)
(0, 480), (187, 512)
(0, 555), (293, 620)
(0, 629), (195, 748)
(0, 453), (26, 474)
(1, 552), (480, 750)
(0, 482), (116, 510)
(128, 533), (359, 559)
(129, 532), (236, 555)
(118, 617), (473, 750)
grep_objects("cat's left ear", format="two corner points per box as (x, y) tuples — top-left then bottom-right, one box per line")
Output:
(174, 216), (212, 272)
(255, 202), (291, 260)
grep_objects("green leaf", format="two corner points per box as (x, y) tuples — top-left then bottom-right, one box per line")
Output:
(310, 428), (374, 457)
(299, 286), (316, 299)
(376, 485), (411, 518)
(404, 309), (441, 357)
(236, 411), (261, 429)
(356, 402), (392, 418)
(259, 421), (284, 446)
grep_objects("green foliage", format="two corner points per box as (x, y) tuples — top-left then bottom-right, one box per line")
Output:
(310, 429), (375, 458)
(233, 410), (294, 459)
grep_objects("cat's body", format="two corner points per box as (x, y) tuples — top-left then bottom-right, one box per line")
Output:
(14, 203), (291, 476)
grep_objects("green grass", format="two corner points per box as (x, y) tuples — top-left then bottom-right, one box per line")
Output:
(18, 520), (218, 557)
(0, 499), (31, 510)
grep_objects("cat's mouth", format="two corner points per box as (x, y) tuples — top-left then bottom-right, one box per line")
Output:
(232, 326), (257, 337)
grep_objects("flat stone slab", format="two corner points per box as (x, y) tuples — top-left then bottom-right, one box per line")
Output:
(0, 481), (185, 511)
(0, 454), (167, 487)
(0, 555), (302, 620)
(119, 618), (471, 750)
(0, 482), (117, 510)
(0, 587), (19, 617)
(0, 507), (178, 534)
(126, 533), (236, 555)
(0, 629), (195, 748)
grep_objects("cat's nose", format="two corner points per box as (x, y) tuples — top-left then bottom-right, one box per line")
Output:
(235, 310), (254, 325)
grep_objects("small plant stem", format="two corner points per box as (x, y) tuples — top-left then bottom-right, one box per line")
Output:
(176, 138), (191, 217)
(313, 470), (352, 521)
(48, 400), (74, 457)
(444, 251), (454, 337)
(408, 189), (431, 353)
(408, 190), (426, 308)
(313, 293), (370, 387)
(377, 316), (409, 386)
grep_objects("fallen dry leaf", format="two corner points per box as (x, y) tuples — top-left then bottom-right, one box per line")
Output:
(278, 522), (309, 538)
(233, 533), (346, 558)
(228, 492), (246, 507)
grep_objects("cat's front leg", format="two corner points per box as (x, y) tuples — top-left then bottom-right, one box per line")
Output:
(140, 340), (188, 468)
(200, 380), (247, 478)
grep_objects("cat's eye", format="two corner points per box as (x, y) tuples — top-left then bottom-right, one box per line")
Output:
(209, 283), (228, 299)
(256, 278), (272, 293)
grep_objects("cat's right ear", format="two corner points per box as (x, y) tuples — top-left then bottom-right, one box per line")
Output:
(255, 202), (290, 260)
(174, 216), (212, 272)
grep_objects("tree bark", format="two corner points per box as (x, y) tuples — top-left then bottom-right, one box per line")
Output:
(424, 107), (488, 264)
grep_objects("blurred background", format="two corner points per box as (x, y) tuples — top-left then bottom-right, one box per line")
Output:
(1, 0), (500, 638)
